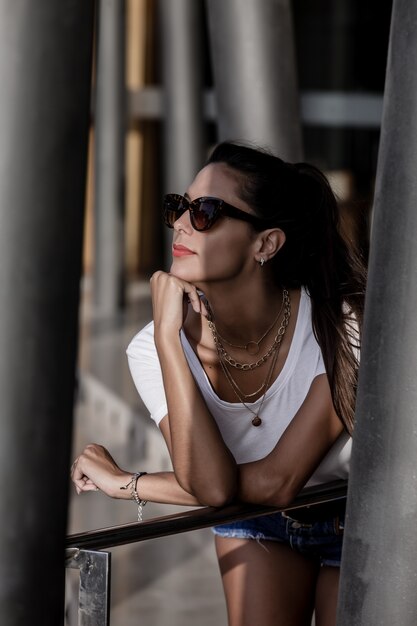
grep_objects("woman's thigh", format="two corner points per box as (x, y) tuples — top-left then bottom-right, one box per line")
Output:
(215, 535), (319, 626)
(314, 565), (340, 626)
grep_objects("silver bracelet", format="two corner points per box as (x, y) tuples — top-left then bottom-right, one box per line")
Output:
(120, 472), (148, 522)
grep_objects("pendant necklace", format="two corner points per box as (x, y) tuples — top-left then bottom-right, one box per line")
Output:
(207, 289), (291, 371)
(219, 338), (281, 426)
(208, 289), (291, 427)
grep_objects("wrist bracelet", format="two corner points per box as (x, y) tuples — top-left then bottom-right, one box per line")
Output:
(120, 472), (148, 522)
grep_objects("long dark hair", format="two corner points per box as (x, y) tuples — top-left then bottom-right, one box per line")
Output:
(207, 142), (366, 434)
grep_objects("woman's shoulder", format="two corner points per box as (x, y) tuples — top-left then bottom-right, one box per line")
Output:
(126, 320), (156, 360)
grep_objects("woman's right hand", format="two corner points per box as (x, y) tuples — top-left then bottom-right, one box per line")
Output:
(70, 443), (131, 498)
(150, 271), (208, 338)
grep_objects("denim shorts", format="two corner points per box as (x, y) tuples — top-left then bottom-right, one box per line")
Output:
(212, 505), (345, 568)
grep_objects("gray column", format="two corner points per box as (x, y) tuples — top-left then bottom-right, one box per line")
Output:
(337, 1), (417, 624)
(94, 0), (126, 313)
(159, 0), (206, 264)
(206, 0), (303, 161)
(0, 2), (94, 625)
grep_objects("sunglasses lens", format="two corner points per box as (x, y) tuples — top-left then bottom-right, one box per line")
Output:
(191, 200), (218, 231)
(163, 195), (222, 231)
(163, 195), (186, 228)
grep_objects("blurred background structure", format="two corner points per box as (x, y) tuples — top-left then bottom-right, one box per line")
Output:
(3, 0), (413, 624)
(88, 0), (391, 313)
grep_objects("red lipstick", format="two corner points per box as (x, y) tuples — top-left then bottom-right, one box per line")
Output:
(173, 244), (196, 257)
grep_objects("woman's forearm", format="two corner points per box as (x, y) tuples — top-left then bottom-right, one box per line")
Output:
(72, 444), (203, 506)
(155, 334), (237, 506)
(116, 471), (202, 507)
(236, 379), (346, 508)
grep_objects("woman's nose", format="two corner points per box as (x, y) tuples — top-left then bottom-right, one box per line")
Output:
(173, 209), (193, 233)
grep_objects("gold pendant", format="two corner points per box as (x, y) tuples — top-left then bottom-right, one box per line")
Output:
(252, 416), (262, 427)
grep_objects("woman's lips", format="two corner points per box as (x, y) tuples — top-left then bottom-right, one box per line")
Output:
(173, 244), (196, 257)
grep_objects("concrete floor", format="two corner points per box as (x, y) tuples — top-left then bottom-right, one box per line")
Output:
(66, 281), (228, 626)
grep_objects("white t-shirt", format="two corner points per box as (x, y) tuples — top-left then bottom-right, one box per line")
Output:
(126, 288), (352, 487)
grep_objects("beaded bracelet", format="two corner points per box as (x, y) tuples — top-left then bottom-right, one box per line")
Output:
(120, 472), (148, 522)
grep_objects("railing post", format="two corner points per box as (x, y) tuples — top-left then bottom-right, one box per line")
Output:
(67, 549), (111, 626)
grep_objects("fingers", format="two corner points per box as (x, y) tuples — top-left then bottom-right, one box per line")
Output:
(71, 458), (89, 494)
(71, 450), (95, 493)
(82, 481), (100, 492)
(151, 271), (208, 318)
(70, 444), (122, 497)
(183, 283), (208, 317)
(71, 461), (99, 494)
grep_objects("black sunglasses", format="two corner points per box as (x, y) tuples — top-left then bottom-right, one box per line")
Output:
(163, 193), (268, 232)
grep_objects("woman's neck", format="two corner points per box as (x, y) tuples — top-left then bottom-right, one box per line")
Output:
(198, 278), (284, 344)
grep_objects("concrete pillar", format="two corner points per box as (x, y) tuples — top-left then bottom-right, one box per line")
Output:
(337, 0), (417, 624)
(159, 0), (206, 264)
(206, 0), (303, 161)
(94, 0), (126, 313)
(0, 2), (95, 623)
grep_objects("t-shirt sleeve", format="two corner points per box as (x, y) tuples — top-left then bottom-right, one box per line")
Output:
(126, 322), (168, 426)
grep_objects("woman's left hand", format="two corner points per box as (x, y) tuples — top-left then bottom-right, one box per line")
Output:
(71, 444), (130, 498)
(150, 270), (208, 338)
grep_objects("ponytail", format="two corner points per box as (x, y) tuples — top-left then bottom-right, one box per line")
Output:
(291, 163), (365, 434)
(208, 142), (367, 433)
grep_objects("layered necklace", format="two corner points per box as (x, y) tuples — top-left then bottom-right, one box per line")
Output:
(207, 289), (291, 427)
(214, 297), (285, 356)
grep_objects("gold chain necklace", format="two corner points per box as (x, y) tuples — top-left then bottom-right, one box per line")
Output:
(207, 289), (290, 371)
(219, 344), (281, 427)
(219, 337), (280, 402)
(215, 294), (291, 399)
(210, 291), (291, 427)
(214, 291), (285, 355)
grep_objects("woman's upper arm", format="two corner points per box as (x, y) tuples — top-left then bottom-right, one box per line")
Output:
(239, 374), (345, 506)
(159, 415), (173, 459)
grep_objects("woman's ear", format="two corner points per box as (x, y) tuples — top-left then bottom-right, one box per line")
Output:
(254, 228), (286, 264)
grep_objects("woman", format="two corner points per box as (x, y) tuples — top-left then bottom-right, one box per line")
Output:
(71, 142), (366, 626)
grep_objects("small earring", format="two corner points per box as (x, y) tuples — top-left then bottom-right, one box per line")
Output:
(259, 258), (265, 267)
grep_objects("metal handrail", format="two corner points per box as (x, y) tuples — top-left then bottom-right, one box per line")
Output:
(65, 480), (347, 626)
(66, 479), (348, 551)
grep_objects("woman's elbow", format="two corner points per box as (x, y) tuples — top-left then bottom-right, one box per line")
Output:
(175, 471), (237, 508)
(202, 484), (236, 508)
(241, 475), (298, 508)
(265, 481), (300, 508)
(191, 479), (237, 507)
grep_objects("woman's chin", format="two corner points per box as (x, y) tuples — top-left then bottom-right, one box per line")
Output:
(169, 261), (194, 281)
(169, 262), (206, 288)
(169, 259), (182, 277)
